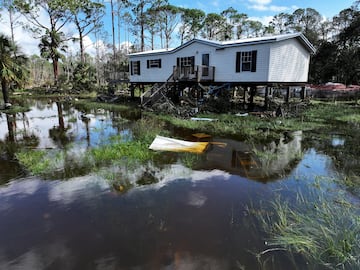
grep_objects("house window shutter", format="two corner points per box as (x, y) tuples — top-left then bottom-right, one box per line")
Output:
(236, 52), (241, 73)
(130, 61), (133, 75)
(137, 61), (141, 75)
(159, 59), (162, 68)
(147, 60), (149, 69)
(190, 56), (195, 67)
(177, 57), (180, 67)
(251, 50), (257, 72)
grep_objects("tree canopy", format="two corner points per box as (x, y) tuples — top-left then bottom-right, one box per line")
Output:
(0, 0), (359, 88)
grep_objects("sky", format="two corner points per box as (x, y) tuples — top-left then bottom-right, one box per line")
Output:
(0, 0), (356, 56)
(172, 0), (356, 24)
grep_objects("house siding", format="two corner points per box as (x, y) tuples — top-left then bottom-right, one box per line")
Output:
(129, 43), (217, 83)
(268, 39), (310, 82)
(129, 34), (312, 84)
(212, 44), (270, 83)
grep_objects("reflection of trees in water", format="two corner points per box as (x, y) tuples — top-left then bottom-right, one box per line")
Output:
(200, 132), (303, 182)
(3, 113), (39, 148)
(48, 102), (75, 148)
(0, 113), (36, 183)
(304, 127), (360, 176)
(6, 114), (15, 142)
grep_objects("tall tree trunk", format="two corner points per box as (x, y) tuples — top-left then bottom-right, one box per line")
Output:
(9, 9), (15, 45)
(79, 31), (85, 63)
(141, 24), (145, 51)
(1, 79), (10, 105)
(75, 18), (85, 64)
(111, 0), (116, 58)
(53, 58), (59, 86)
(117, 4), (121, 52)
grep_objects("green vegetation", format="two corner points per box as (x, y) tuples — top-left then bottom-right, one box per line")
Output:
(16, 150), (50, 175)
(15, 116), (168, 180)
(303, 102), (360, 125)
(148, 108), (320, 143)
(0, 105), (30, 114)
(255, 176), (360, 269)
(73, 99), (132, 112)
(13, 99), (360, 182)
(0, 34), (28, 105)
(147, 101), (360, 145)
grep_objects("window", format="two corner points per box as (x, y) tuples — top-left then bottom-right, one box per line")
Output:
(147, 59), (161, 68)
(236, 50), (257, 72)
(241, 51), (252, 71)
(177, 56), (195, 67)
(130, 61), (140, 75)
(202, 54), (209, 66)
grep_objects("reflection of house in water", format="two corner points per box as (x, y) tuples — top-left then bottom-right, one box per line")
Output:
(201, 131), (302, 181)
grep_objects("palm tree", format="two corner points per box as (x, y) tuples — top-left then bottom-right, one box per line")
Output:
(0, 34), (28, 106)
(39, 30), (67, 86)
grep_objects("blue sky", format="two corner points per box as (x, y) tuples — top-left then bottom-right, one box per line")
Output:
(172, 0), (356, 20)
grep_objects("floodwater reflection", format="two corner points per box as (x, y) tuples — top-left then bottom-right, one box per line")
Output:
(0, 98), (358, 269)
(0, 100), (135, 150)
(0, 147), (338, 270)
(0, 169), (281, 269)
(199, 131), (302, 181)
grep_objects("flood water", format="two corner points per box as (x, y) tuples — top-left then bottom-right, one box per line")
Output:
(0, 99), (358, 269)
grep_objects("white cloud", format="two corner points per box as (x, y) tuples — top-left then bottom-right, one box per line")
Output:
(0, 8), (104, 58)
(212, 0), (220, 8)
(249, 0), (272, 4)
(0, 11), (39, 55)
(248, 4), (289, 12)
(247, 0), (289, 12)
(48, 175), (109, 205)
(249, 15), (274, 25)
(66, 35), (99, 57)
(268, 5), (289, 12)
(248, 4), (268, 11)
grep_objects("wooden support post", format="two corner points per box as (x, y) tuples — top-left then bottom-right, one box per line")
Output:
(300, 86), (306, 100)
(285, 86), (290, 104)
(264, 86), (269, 110)
(243, 87), (247, 105)
(249, 86), (256, 111)
(130, 84), (135, 100)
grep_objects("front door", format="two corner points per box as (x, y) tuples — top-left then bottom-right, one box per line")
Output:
(177, 56), (195, 79)
(202, 53), (210, 76)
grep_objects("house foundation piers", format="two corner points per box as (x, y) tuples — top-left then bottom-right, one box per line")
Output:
(136, 81), (308, 114)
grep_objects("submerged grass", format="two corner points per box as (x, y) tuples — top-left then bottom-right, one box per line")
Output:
(73, 99), (131, 111)
(256, 176), (360, 269)
(0, 105), (31, 114)
(16, 150), (49, 175)
(16, 116), (168, 180)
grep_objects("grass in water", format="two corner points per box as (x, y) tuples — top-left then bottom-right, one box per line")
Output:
(0, 105), (30, 114)
(256, 177), (360, 269)
(16, 117), (167, 180)
(73, 99), (131, 111)
(16, 150), (49, 175)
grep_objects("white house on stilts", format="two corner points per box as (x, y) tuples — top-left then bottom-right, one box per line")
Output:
(127, 33), (315, 107)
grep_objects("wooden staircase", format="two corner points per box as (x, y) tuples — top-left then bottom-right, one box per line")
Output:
(140, 73), (176, 107)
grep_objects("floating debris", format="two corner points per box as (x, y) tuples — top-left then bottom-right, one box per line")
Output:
(149, 135), (209, 154)
(190, 117), (217, 121)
